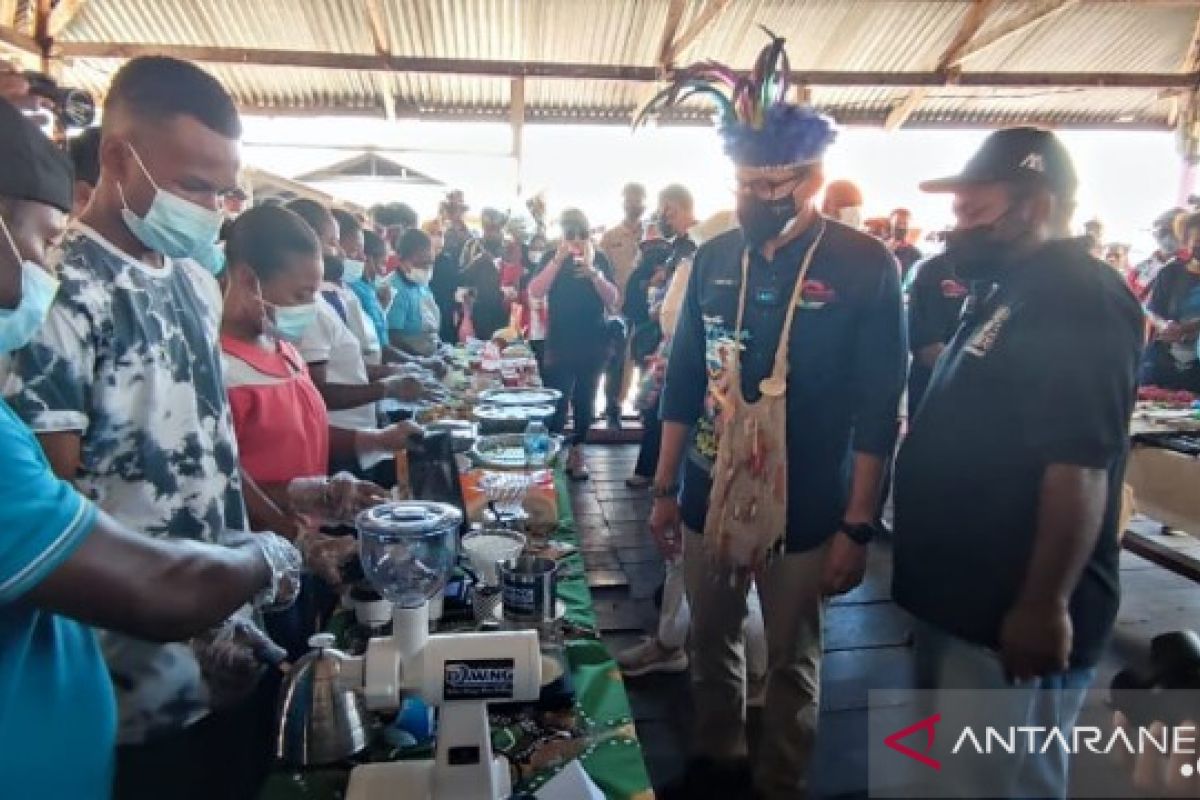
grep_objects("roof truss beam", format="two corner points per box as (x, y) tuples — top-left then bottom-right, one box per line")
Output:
(663, 0), (733, 68)
(954, 0), (1082, 67)
(886, 0), (1002, 130)
(46, 40), (1200, 89)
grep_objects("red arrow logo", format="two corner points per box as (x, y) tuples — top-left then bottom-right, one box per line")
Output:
(883, 713), (942, 771)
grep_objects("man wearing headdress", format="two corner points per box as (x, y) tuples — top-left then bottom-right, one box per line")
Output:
(640, 33), (906, 798)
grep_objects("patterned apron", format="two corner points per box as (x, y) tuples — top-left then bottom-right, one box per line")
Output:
(703, 221), (826, 571)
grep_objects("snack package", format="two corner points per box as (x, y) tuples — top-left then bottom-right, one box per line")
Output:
(523, 470), (558, 536)
(458, 469), (557, 535)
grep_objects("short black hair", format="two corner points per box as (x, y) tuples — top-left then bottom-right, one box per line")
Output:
(227, 206), (320, 283)
(331, 208), (362, 240)
(103, 56), (241, 138)
(285, 198), (335, 239)
(69, 127), (101, 187)
(363, 229), (388, 259)
(372, 202), (418, 229)
(397, 228), (432, 260)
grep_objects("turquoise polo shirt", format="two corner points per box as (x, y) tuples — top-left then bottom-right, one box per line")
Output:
(0, 398), (112, 798)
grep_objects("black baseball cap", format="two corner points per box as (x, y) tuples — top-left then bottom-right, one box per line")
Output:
(920, 126), (1077, 199)
(0, 100), (73, 213)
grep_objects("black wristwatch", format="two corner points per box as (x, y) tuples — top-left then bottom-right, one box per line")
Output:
(651, 483), (680, 499)
(839, 521), (877, 545)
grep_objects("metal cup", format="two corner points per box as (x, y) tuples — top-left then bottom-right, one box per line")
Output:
(499, 555), (558, 624)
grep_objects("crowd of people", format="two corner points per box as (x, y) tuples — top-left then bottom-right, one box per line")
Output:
(0, 33), (1191, 800)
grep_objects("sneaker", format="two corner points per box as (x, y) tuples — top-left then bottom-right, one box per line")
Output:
(616, 636), (689, 677)
(565, 446), (590, 481)
(606, 413), (624, 430)
(625, 474), (651, 489)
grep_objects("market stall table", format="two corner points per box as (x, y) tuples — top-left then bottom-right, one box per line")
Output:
(262, 378), (653, 798)
(1124, 402), (1200, 580)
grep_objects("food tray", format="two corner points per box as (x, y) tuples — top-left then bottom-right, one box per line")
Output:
(478, 388), (562, 407)
(470, 433), (563, 470)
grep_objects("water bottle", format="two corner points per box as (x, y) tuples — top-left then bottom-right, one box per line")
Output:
(523, 419), (551, 467)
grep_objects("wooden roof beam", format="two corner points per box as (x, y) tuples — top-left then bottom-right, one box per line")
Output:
(953, 0), (1082, 67)
(51, 42), (1200, 89)
(656, 0), (688, 72)
(362, 0), (396, 121)
(49, 0), (90, 39)
(0, 24), (38, 56)
(1169, 4), (1200, 126)
(665, 0), (732, 67)
(886, 0), (1002, 131)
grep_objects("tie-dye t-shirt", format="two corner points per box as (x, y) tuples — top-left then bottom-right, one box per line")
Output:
(1, 225), (246, 744)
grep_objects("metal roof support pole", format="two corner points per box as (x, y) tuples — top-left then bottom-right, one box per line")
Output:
(364, 0), (396, 121)
(511, 76), (525, 198)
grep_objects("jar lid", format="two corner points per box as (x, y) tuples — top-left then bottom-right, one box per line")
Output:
(356, 501), (463, 538)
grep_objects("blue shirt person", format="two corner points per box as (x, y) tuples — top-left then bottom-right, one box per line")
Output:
(387, 228), (443, 357)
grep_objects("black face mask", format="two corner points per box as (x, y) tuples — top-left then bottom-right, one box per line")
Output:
(659, 219), (677, 240)
(944, 205), (1030, 280)
(323, 253), (344, 282)
(738, 194), (797, 247)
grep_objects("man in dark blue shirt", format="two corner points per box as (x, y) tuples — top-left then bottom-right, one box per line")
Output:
(893, 128), (1143, 798)
(644, 49), (905, 798)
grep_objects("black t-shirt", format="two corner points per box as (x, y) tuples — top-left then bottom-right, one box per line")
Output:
(906, 253), (969, 416)
(893, 238), (1144, 668)
(460, 254), (508, 341)
(539, 250), (615, 359)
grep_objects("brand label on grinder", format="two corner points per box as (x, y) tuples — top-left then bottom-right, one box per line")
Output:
(443, 658), (516, 700)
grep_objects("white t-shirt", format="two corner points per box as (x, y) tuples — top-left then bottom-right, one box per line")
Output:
(299, 297), (378, 430)
(325, 281), (382, 365)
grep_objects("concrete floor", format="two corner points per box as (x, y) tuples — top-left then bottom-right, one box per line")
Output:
(570, 444), (1200, 799)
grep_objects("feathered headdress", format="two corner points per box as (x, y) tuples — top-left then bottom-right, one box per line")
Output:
(634, 27), (836, 175)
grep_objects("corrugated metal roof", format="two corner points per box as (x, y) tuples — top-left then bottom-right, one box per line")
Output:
(12, 0), (1200, 127)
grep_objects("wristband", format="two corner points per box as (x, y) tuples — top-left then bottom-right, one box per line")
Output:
(652, 483), (680, 499)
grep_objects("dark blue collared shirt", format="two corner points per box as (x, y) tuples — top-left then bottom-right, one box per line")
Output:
(660, 219), (906, 552)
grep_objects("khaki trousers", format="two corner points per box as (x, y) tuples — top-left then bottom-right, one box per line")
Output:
(683, 527), (827, 799)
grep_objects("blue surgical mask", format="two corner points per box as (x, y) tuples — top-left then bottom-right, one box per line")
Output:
(118, 145), (225, 272)
(341, 258), (366, 283)
(0, 217), (59, 352)
(269, 302), (318, 342)
(0, 261), (59, 353)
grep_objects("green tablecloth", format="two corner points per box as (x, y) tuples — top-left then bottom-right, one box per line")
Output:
(262, 471), (653, 800)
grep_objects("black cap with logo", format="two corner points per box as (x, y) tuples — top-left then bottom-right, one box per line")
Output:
(0, 99), (73, 213)
(920, 126), (1077, 200)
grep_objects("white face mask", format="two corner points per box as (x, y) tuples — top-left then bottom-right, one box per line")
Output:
(408, 267), (432, 286)
(838, 206), (863, 229)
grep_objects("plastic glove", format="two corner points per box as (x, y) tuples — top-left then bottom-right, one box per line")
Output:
(225, 530), (302, 612)
(287, 472), (389, 526)
(295, 527), (359, 588)
(192, 616), (286, 710)
(360, 419), (422, 462)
